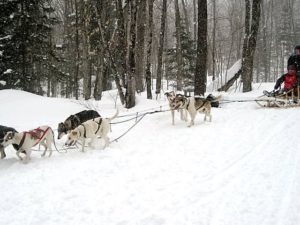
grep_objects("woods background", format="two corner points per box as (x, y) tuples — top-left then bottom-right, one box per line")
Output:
(0, 0), (299, 108)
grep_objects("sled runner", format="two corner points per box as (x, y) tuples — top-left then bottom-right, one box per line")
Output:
(255, 87), (300, 108)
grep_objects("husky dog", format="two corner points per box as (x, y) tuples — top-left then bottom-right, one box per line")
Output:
(65, 109), (119, 151)
(1, 126), (55, 163)
(0, 125), (19, 159)
(171, 94), (221, 127)
(58, 110), (100, 139)
(165, 91), (187, 125)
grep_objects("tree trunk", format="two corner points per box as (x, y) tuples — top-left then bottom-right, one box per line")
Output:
(193, 0), (197, 41)
(174, 0), (183, 91)
(125, 0), (137, 108)
(212, 0), (216, 81)
(82, 1), (91, 100)
(115, 0), (127, 87)
(135, 0), (146, 93)
(155, 0), (167, 96)
(194, 0), (207, 96)
(181, 0), (190, 34)
(74, 0), (80, 99)
(145, 0), (154, 99)
(94, 54), (104, 100)
(242, 0), (262, 92)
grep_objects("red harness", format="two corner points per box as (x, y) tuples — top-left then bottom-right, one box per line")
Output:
(19, 127), (50, 149)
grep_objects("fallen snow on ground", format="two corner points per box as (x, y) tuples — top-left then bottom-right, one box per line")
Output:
(0, 83), (300, 225)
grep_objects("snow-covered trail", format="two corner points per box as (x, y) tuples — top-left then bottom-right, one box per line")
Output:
(0, 86), (300, 225)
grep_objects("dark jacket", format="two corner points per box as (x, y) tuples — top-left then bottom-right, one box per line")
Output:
(288, 54), (300, 72)
(274, 72), (297, 91)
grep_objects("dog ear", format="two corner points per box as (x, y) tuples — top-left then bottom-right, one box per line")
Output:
(177, 94), (186, 101)
(71, 131), (78, 136)
(65, 120), (71, 129)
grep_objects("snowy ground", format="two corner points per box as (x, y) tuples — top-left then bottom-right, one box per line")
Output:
(1, 83), (300, 225)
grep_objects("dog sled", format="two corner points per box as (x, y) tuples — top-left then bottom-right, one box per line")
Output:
(255, 86), (300, 108)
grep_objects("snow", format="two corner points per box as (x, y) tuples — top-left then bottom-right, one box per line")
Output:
(1, 84), (300, 225)
(0, 81), (6, 85)
(0, 35), (12, 41)
(3, 69), (12, 74)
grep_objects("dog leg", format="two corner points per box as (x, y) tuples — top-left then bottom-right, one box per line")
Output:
(102, 136), (109, 149)
(16, 149), (24, 161)
(180, 109), (184, 120)
(188, 111), (196, 127)
(24, 149), (31, 163)
(171, 110), (175, 125)
(40, 140), (48, 157)
(184, 109), (188, 121)
(81, 138), (86, 152)
(0, 147), (6, 159)
(48, 143), (53, 157)
(88, 137), (96, 149)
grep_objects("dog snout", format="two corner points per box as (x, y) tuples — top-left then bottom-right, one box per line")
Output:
(65, 140), (75, 146)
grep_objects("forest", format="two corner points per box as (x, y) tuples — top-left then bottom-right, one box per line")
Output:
(0, 0), (299, 108)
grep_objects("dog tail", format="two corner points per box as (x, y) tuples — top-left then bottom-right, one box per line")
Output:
(108, 108), (119, 122)
(207, 94), (222, 102)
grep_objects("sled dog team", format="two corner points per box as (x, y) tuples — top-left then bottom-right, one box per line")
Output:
(0, 109), (119, 163)
(0, 92), (221, 163)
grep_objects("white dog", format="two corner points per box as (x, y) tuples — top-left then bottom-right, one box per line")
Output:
(1, 125), (55, 162)
(165, 91), (187, 125)
(65, 109), (119, 151)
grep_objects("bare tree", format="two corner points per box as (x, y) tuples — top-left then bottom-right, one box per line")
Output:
(194, 0), (207, 96)
(241, 0), (262, 92)
(135, 0), (147, 93)
(145, 0), (154, 99)
(174, 0), (183, 91)
(155, 0), (167, 97)
(125, 0), (137, 108)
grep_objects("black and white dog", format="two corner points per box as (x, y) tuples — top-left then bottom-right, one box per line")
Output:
(57, 110), (100, 139)
(0, 125), (19, 159)
(65, 109), (119, 151)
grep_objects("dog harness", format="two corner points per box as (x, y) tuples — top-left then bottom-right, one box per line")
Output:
(195, 101), (206, 111)
(78, 118), (103, 138)
(17, 127), (50, 150)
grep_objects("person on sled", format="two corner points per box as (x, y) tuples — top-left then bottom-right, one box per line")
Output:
(264, 65), (297, 97)
(288, 44), (300, 85)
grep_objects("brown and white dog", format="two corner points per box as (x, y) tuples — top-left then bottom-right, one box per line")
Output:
(65, 109), (119, 151)
(1, 126), (55, 162)
(165, 91), (187, 125)
(57, 110), (100, 139)
(171, 94), (221, 127)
